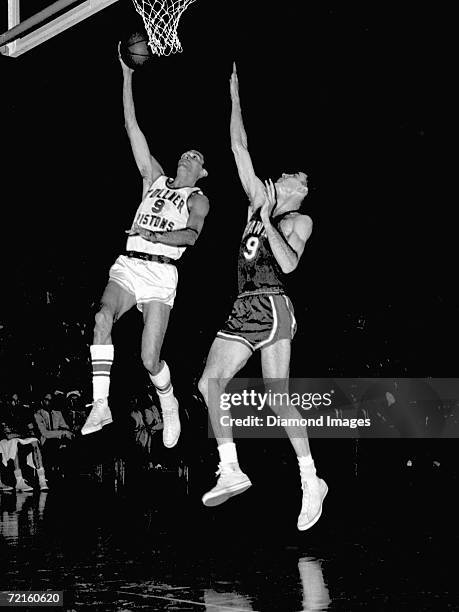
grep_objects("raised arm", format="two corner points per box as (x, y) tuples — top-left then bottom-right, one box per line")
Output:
(261, 180), (313, 274)
(119, 47), (164, 195)
(230, 63), (265, 209)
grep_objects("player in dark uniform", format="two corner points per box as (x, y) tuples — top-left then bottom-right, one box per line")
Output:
(198, 64), (327, 531)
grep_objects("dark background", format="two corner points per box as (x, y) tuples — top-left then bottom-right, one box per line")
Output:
(0, 7), (456, 609)
(0, 1), (450, 395)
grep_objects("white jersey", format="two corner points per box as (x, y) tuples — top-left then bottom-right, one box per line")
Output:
(126, 175), (203, 261)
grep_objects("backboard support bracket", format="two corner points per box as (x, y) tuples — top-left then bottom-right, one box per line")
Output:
(1, 0), (118, 57)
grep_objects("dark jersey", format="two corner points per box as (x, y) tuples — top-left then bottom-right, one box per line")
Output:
(237, 208), (295, 295)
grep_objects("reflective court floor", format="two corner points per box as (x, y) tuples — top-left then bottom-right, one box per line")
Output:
(0, 453), (457, 611)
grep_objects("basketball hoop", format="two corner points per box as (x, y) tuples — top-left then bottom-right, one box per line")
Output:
(131, 0), (196, 56)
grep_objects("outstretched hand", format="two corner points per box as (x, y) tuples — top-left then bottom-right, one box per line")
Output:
(260, 179), (277, 223)
(118, 41), (133, 73)
(230, 62), (240, 101)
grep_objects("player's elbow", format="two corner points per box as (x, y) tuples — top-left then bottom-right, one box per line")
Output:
(124, 119), (137, 133)
(231, 141), (247, 156)
(186, 228), (199, 246)
(281, 262), (296, 274)
(281, 254), (299, 274)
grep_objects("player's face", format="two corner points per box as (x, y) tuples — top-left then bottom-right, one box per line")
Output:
(178, 150), (206, 177)
(277, 172), (308, 192)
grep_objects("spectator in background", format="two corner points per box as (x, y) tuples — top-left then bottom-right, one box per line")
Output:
(65, 390), (87, 434)
(34, 393), (73, 443)
(0, 394), (49, 491)
(0, 471), (13, 491)
(0, 394), (13, 489)
(53, 389), (66, 412)
(34, 393), (74, 473)
(130, 395), (163, 469)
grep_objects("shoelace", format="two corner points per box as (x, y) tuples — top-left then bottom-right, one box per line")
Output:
(84, 399), (105, 423)
(162, 406), (179, 425)
(215, 463), (236, 477)
(85, 399), (104, 409)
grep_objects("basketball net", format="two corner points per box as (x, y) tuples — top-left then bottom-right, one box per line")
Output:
(131, 0), (196, 56)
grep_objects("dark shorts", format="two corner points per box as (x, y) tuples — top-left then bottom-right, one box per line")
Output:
(217, 292), (297, 352)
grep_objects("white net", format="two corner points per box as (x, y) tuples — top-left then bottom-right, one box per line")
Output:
(131, 0), (197, 56)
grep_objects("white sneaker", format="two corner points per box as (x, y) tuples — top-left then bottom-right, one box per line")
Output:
(39, 480), (49, 492)
(0, 483), (14, 492)
(15, 478), (33, 492)
(202, 463), (252, 507)
(297, 477), (328, 531)
(161, 398), (181, 448)
(81, 398), (113, 435)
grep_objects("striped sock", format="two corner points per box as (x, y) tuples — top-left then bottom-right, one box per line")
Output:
(149, 361), (175, 406)
(90, 344), (114, 401)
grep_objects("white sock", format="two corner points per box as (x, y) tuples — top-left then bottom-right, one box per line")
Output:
(218, 442), (238, 466)
(298, 455), (317, 481)
(149, 362), (176, 409)
(91, 344), (114, 401)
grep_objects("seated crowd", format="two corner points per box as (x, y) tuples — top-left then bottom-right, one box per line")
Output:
(0, 389), (164, 493)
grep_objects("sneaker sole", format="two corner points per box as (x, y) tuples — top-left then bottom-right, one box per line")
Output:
(81, 417), (113, 436)
(202, 479), (252, 507)
(297, 481), (328, 531)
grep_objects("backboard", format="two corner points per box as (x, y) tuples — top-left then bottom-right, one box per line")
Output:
(0, 0), (119, 57)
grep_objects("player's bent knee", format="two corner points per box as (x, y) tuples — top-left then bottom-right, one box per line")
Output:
(198, 373), (225, 401)
(198, 376), (209, 400)
(141, 351), (160, 375)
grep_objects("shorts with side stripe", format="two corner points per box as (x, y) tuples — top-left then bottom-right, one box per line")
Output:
(217, 292), (297, 352)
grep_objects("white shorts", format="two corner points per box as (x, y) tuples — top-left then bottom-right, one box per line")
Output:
(109, 255), (178, 310)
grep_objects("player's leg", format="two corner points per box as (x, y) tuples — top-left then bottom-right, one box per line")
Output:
(12, 444), (33, 492)
(198, 337), (253, 506)
(82, 280), (136, 435)
(261, 339), (310, 455)
(140, 300), (180, 448)
(261, 339), (327, 531)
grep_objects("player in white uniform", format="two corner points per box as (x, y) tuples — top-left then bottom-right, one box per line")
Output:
(81, 49), (209, 447)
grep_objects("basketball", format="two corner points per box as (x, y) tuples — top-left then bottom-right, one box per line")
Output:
(121, 32), (152, 69)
